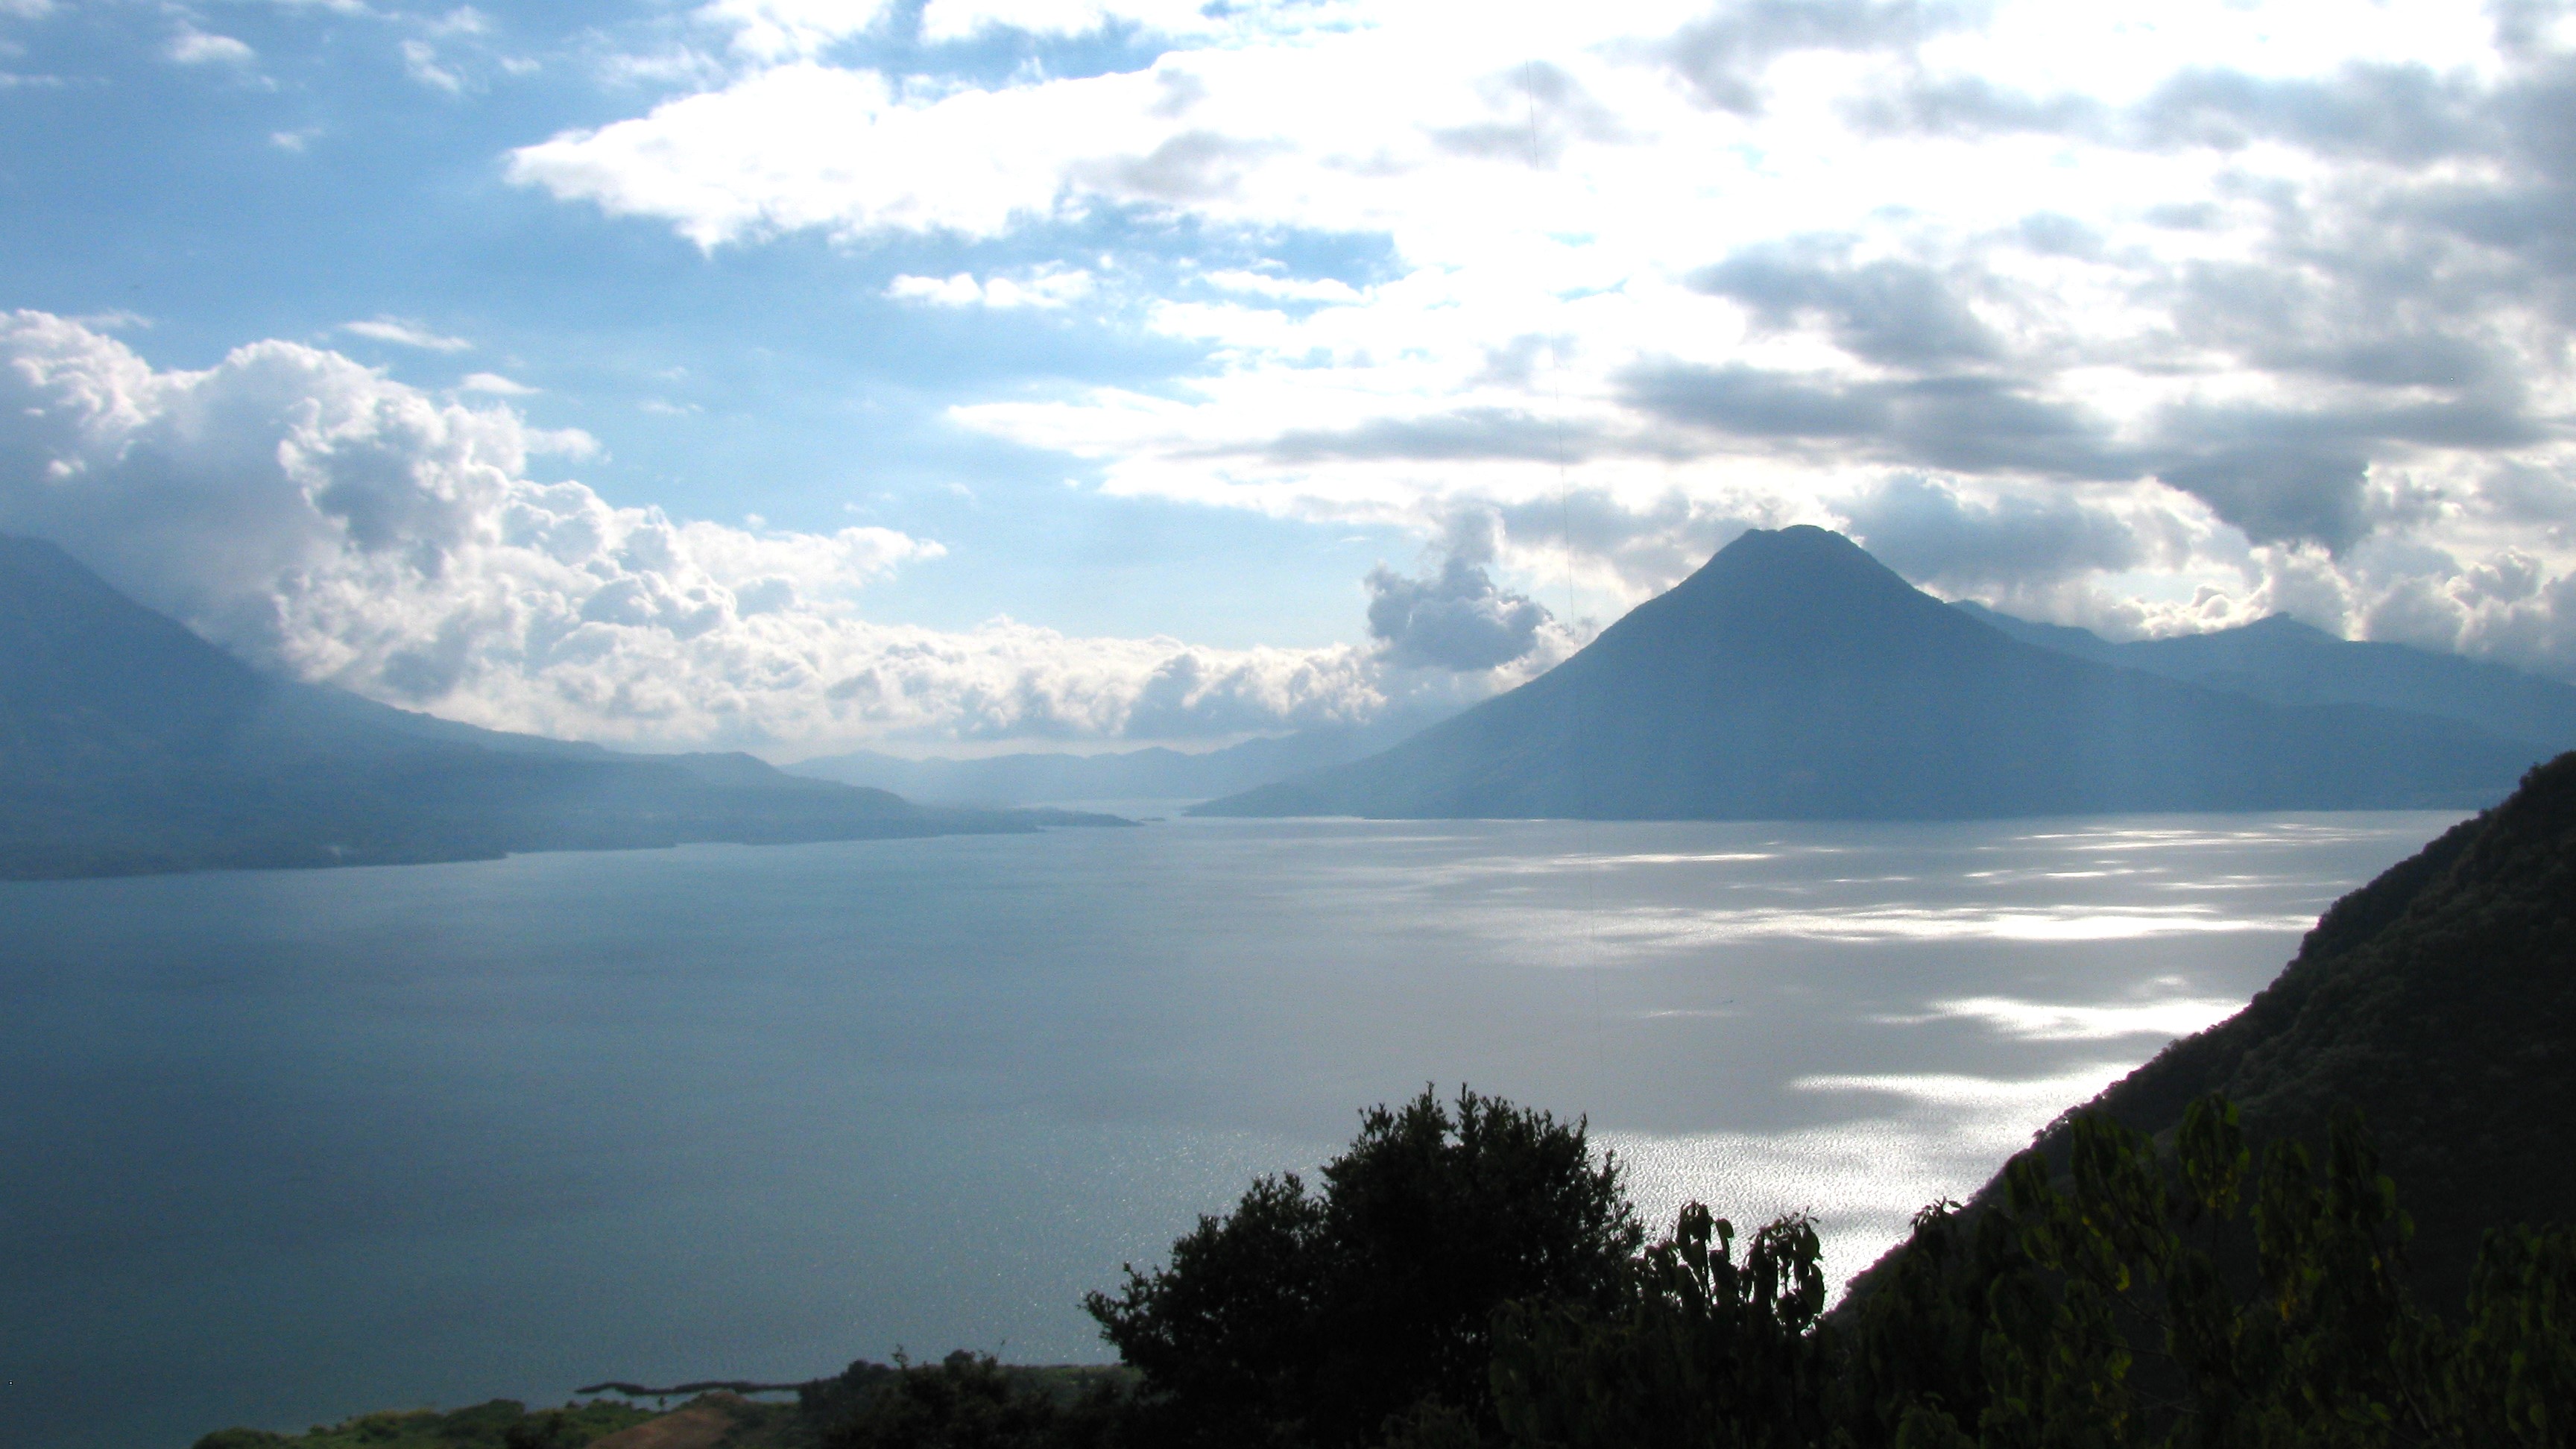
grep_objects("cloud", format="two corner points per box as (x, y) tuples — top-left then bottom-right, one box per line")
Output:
(1843, 74), (2109, 138)
(402, 38), (465, 92)
(886, 268), (1096, 309)
(1836, 476), (2147, 591)
(2133, 63), (2490, 162)
(456, 371), (536, 395)
(507, 10), (1661, 249)
(1203, 270), (1365, 305)
(2160, 257), (2508, 392)
(342, 317), (473, 353)
(508, 63), (1102, 245)
(1428, 60), (1632, 165)
(1621, 363), (2123, 480)
(478, 0), (2576, 681)
(0, 312), (1413, 750)
(1655, 0), (1983, 115)
(2346, 543), (2576, 673)
(1250, 409), (1600, 466)
(1365, 516), (1556, 672)
(698, 0), (900, 61)
(69, 309), (151, 331)
(2143, 393), (2539, 552)
(167, 28), (256, 65)
(1691, 242), (2002, 367)
(2483, 461), (2576, 537)
(919, 0), (1223, 43)
(1488, 488), (1778, 599)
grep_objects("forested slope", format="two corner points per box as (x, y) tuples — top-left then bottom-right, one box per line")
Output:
(2002, 748), (2576, 1305)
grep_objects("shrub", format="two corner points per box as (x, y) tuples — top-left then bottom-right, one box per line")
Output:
(820, 1351), (1131, 1449)
(1086, 1086), (1642, 1448)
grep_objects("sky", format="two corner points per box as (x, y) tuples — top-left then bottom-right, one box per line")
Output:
(3, 0), (2574, 757)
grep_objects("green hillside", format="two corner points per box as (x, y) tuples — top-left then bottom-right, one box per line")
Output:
(2008, 748), (2576, 1307)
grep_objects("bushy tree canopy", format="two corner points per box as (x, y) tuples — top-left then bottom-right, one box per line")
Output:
(1085, 1085), (1642, 1448)
(193, 1089), (2576, 1449)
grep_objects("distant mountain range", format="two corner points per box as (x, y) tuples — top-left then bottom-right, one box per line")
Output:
(1195, 527), (2557, 819)
(16, 523), (2573, 874)
(787, 709), (1453, 806)
(1954, 600), (2576, 750)
(0, 536), (1120, 880)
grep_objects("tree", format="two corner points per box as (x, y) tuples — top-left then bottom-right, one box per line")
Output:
(1086, 1086), (1643, 1448)
(819, 1352), (1128, 1449)
(1490, 1204), (1834, 1449)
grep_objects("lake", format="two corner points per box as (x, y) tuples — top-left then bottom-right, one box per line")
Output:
(0, 810), (2459, 1448)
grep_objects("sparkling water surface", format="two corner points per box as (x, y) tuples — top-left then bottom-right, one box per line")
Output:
(0, 811), (2460, 1448)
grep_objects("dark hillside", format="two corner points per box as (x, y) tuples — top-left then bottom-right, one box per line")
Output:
(2004, 749), (2576, 1304)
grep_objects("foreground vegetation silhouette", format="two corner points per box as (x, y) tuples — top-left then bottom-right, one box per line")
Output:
(1061, 1087), (2576, 1448)
(200, 1085), (2576, 1449)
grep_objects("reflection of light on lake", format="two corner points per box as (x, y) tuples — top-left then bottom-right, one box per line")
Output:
(1890, 993), (2245, 1041)
(1603, 1064), (2134, 1293)
(1581, 903), (2314, 947)
(2010, 824), (2391, 850)
(1416, 850), (1788, 880)
(1, 809), (2468, 1446)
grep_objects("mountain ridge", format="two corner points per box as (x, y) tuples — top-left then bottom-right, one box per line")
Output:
(1196, 526), (2544, 819)
(0, 534), (1120, 880)
(1954, 599), (2576, 750)
(786, 707), (1457, 806)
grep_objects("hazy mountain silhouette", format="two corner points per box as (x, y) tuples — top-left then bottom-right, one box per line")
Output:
(787, 707), (1456, 806)
(1956, 601), (2576, 751)
(0, 535), (1116, 880)
(1196, 527), (2542, 819)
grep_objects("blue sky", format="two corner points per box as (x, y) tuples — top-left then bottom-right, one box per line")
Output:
(0, 1), (1411, 648)
(4, 0), (2574, 754)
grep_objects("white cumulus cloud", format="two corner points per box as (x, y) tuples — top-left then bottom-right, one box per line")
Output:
(886, 267), (1095, 309)
(167, 27), (256, 65)
(511, 0), (2576, 681)
(342, 317), (473, 353)
(0, 312), (1424, 751)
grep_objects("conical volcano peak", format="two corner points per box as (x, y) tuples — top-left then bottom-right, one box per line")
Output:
(1195, 525), (2542, 821)
(1731, 523), (1868, 558)
(1621, 525), (1951, 651)
(1671, 525), (1913, 599)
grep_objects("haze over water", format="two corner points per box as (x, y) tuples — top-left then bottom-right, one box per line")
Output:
(1, 812), (2459, 1449)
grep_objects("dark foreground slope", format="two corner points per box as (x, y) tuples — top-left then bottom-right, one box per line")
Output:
(1994, 748), (2576, 1304)
(0, 535), (1114, 880)
(1199, 527), (2539, 819)
(1958, 601), (2576, 751)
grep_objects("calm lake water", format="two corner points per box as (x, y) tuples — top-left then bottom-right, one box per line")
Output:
(0, 811), (2460, 1448)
